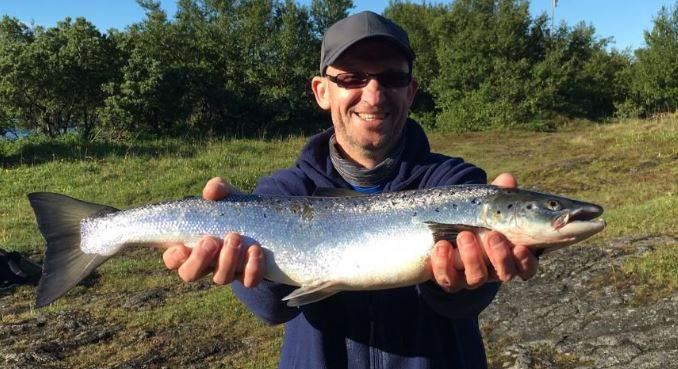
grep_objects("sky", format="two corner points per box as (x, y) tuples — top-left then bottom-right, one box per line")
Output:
(0, 0), (674, 51)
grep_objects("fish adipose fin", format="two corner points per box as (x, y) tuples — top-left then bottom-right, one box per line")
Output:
(424, 222), (487, 244)
(27, 192), (119, 307)
(282, 281), (338, 307)
(312, 187), (367, 197)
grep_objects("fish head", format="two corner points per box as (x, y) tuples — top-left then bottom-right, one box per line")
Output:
(483, 188), (606, 252)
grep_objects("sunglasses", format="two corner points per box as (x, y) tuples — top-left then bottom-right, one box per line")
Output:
(325, 71), (412, 89)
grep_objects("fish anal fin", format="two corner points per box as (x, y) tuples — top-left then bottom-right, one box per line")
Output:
(282, 281), (338, 307)
(312, 187), (366, 197)
(424, 222), (489, 244)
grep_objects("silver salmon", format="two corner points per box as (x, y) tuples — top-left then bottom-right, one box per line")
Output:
(28, 185), (605, 307)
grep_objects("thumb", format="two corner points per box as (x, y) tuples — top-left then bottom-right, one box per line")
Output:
(203, 177), (229, 200)
(491, 173), (517, 188)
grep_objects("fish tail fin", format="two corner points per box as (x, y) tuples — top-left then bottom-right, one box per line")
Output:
(27, 192), (119, 307)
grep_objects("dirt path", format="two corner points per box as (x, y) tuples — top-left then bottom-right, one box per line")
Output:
(481, 236), (677, 369)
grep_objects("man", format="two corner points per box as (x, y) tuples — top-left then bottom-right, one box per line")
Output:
(163, 11), (539, 369)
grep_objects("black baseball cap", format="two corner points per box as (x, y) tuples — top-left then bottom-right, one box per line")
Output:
(319, 11), (415, 75)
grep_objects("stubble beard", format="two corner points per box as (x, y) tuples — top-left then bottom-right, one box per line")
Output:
(336, 117), (405, 166)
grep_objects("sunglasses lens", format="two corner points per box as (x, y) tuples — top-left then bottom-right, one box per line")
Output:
(335, 74), (368, 88)
(331, 72), (411, 89)
(377, 71), (411, 88)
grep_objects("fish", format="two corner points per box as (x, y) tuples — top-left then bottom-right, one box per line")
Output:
(27, 184), (605, 307)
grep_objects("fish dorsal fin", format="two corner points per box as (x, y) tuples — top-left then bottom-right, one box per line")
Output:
(424, 222), (487, 244)
(282, 281), (338, 307)
(312, 187), (366, 197)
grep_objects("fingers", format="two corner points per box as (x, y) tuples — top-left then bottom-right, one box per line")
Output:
(457, 232), (489, 289)
(178, 236), (221, 282)
(202, 177), (229, 201)
(512, 245), (539, 280)
(238, 245), (265, 288)
(481, 232), (518, 282)
(170, 233), (266, 288)
(433, 231), (534, 293)
(491, 172), (517, 188)
(163, 243), (191, 270)
(430, 241), (466, 293)
(212, 233), (243, 285)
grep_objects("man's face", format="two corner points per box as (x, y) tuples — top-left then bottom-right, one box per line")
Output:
(312, 39), (417, 165)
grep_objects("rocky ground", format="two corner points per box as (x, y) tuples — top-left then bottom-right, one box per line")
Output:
(1, 236), (676, 369)
(481, 236), (677, 369)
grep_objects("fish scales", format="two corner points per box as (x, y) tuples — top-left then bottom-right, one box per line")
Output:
(80, 186), (494, 288)
(27, 184), (605, 307)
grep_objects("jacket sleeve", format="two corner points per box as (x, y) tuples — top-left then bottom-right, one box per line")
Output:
(416, 157), (501, 319)
(230, 168), (313, 325)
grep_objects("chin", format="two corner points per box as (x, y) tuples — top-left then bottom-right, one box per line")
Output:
(357, 136), (389, 151)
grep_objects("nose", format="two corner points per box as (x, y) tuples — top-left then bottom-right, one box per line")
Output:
(360, 77), (385, 106)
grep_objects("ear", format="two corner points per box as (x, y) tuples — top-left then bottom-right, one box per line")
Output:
(406, 77), (418, 108)
(311, 76), (331, 111)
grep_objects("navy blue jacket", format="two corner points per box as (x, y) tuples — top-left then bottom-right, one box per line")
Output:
(232, 119), (499, 369)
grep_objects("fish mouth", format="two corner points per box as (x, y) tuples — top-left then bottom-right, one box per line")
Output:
(551, 204), (606, 244)
(552, 204), (604, 230)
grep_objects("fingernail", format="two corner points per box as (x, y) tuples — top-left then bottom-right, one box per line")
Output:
(226, 234), (241, 250)
(436, 244), (448, 257)
(201, 238), (218, 253)
(458, 233), (474, 248)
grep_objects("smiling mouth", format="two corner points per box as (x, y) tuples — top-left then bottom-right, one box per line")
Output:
(355, 112), (388, 121)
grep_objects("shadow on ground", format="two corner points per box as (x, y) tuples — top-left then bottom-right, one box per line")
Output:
(0, 139), (198, 168)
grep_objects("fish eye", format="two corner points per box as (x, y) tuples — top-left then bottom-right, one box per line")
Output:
(545, 199), (561, 211)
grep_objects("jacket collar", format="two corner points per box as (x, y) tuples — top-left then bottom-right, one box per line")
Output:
(295, 119), (434, 192)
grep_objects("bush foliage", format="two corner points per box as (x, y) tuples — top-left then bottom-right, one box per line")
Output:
(0, 0), (676, 138)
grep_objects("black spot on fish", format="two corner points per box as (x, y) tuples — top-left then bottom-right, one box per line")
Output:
(496, 210), (501, 215)
(507, 204), (513, 209)
(435, 208), (440, 213)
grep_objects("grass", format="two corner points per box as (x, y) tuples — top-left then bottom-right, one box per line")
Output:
(621, 242), (678, 302)
(1, 114), (676, 368)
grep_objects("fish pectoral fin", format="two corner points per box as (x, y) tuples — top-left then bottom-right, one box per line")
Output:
(311, 187), (367, 197)
(424, 222), (489, 245)
(282, 281), (339, 307)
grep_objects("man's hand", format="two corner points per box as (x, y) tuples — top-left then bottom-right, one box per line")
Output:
(430, 173), (540, 293)
(162, 177), (265, 287)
